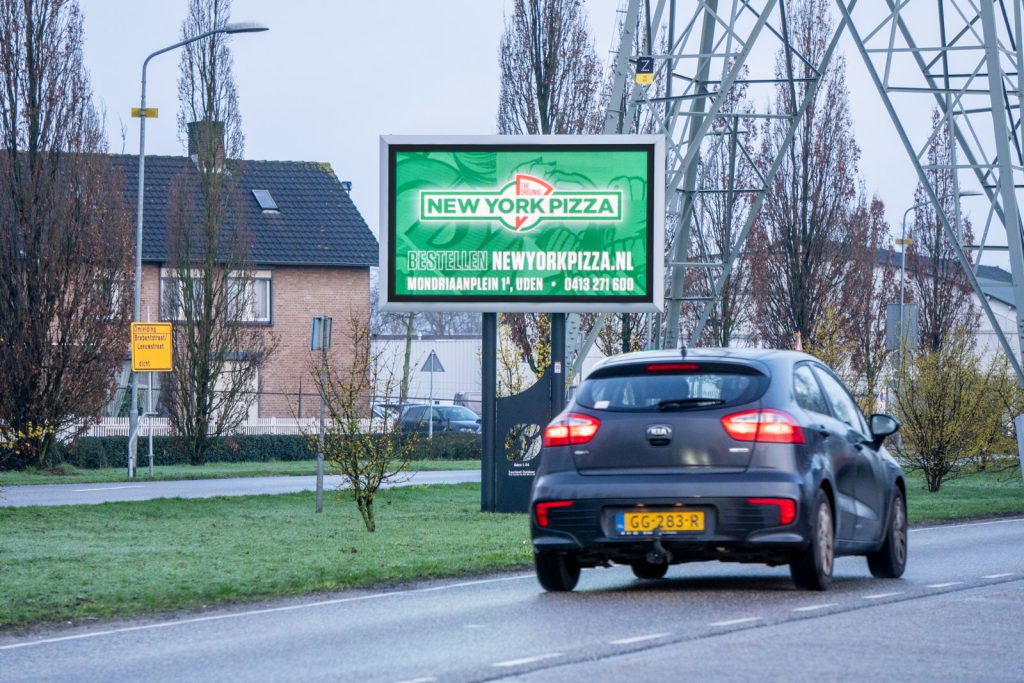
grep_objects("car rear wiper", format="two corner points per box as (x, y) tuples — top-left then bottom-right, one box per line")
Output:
(657, 398), (726, 411)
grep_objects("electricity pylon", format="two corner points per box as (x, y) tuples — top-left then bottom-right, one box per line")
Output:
(837, 0), (1024, 382)
(585, 0), (1024, 385)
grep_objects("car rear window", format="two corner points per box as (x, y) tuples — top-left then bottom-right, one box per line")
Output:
(435, 406), (478, 420)
(576, 363), (768, 412)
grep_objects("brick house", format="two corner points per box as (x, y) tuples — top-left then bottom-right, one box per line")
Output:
(110, 154), (377, 419)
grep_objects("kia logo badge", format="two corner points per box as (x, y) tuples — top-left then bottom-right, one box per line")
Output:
(646, 424), (672, 441)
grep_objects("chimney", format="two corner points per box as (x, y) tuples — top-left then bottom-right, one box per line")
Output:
(187, 120), (225, 169)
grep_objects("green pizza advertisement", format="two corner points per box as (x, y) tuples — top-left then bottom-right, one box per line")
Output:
(381, 136), (663, 312)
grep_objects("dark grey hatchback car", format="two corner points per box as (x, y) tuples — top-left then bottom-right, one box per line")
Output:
(530, 348), (907, 592)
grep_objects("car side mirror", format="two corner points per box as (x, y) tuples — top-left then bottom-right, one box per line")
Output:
(869, 413), (900, 447)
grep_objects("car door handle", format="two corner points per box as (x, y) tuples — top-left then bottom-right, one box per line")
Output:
(817, 425), (830, 439)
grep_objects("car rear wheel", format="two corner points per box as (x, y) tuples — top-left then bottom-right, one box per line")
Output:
(867, 490), (907, 579)
(790, 490), (834, 591)
(630, 560), (669, 580)
(535, 551), (580, 592)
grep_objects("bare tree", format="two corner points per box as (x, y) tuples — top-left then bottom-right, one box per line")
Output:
(497, 0), (603, 376)
(164, 0), (275, 466)
(504, 312), (551, 379)
(905, 109), (978, 351)
(596, 312), (648, 356)
(177, 0), (243, 159)
(497, 0), (603, 136)
(845, 196), (896, 414)
(311, 317), (418, 532)
(0, 0), (132, 469)
(747, 0), (862, 349)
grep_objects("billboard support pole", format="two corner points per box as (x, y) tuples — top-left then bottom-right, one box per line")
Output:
(550, 313), (565, 416)
(481, 312), (497, 513)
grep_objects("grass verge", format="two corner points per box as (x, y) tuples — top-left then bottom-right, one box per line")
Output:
(0, 483), (528, 632)
(905, 468), (1024, 523)
(0, 459), (480, 486)
(1, 469), (1020, 632)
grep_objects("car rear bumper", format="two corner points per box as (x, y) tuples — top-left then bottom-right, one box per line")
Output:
(530, 469), (810, 564)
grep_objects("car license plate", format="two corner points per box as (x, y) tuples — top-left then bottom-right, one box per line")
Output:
(615, 510), (705, 535)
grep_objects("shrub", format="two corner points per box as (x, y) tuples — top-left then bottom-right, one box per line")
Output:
(52, 432), (479, 469)
(414, 432), (481, 460)
(56, 435), (315, 469)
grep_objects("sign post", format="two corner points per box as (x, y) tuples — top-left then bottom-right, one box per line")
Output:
(311, 315), (333, 514)
(421, 350), (445, 439)
(130, 322), (172, 478)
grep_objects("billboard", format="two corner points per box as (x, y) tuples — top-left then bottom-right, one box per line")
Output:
(379, 135), (664, 312)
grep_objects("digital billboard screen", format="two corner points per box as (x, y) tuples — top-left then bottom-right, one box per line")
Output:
(379, 135), (664, 312)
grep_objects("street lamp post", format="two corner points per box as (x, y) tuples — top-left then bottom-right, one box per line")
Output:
(897, 189), (982, 372)
(128, 22), (268, 478)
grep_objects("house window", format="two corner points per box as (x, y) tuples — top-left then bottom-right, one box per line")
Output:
(160, 268), (271, 324)
(160, 270), (203, 322)
(227, 271), (272, 323)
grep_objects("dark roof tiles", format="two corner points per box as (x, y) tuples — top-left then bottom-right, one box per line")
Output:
(110, 155), (377, 268)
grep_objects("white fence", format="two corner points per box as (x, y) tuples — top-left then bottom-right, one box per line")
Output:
(84, 417), (323, 438)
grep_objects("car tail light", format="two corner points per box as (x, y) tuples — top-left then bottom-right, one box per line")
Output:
(748, 497), (797, 525)
(543, 413), (601, 447)
(645, 363), (699, 372)
(534, 500), (574, 527)
(721, 409), (805, 444)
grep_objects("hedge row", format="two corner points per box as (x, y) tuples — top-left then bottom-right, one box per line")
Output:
(55, 432), (481, 469)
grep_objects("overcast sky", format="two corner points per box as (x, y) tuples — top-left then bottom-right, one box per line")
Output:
(76, 0), (993, 264)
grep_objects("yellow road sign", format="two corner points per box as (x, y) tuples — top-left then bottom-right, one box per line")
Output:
(131, 107), (159, 118)
(895, 238), (913, 245)
(131, 322), (173, 372)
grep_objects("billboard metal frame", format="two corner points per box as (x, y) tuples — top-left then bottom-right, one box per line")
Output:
(379, 134), (665, 313)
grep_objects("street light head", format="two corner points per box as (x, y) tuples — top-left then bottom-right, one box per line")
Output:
(957, 190), (983, 198)
(222, 21), (269, 34)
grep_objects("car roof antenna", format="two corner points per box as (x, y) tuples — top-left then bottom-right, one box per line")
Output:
(680, 343), (687, 359)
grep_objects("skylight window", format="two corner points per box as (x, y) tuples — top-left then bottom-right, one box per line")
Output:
(252, 189), (278, 212)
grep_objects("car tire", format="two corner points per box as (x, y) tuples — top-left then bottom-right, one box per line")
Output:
(535, 552), (580, 592)
(866, 490), (907, 579)
(790, 490), (834, 591)
(630, 560), (669, 580)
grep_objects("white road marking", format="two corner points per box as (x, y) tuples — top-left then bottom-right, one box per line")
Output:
(608, 632), (670, 645)
(910, 517), (1024, 532)
(709, 617), (760, 627)
(864, 591), (904, 600)
(0, 574), (534, 651)
(492, 653), (562, 668)
(392, 678), (437, 683)
(982, 573), (1017, 579)
(792, 603), (837, 612)
(926, 582), (963, 589)
(70, 485), (143, 492)
(463, 624), (486, 629)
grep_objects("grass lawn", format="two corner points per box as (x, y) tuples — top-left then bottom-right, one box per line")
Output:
(0, 483), (528, 631)
(0, 469), (1020, 632)
(0, 459), (480, 486)
(905, 468), (1024, 523)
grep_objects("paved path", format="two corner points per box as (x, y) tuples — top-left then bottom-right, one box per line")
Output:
(1, 517), (1021, 682)
(0, 470), (480, 507)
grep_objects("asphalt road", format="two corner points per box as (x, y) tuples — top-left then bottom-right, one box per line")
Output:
(0, 470), (480, 507)
(1, 516), (1021, 682)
